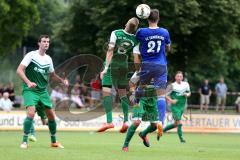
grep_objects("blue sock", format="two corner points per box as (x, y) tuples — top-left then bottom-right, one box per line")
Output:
(157, 96), (166, 124)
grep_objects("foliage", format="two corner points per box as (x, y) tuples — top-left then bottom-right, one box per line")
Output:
(0, 0), (41, 55)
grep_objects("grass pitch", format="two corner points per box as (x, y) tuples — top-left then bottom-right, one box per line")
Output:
(0, 131), (239, 160)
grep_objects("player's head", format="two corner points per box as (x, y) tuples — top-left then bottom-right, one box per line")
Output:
(3, 92), (9, 99)
(175, 71), (183, 83)
(204, 79), (209, 84)
(219, 77), (224, 83)
(38, 34), (50, 51)
(125, 17), (139, 33)
(148, 9), (160, 24)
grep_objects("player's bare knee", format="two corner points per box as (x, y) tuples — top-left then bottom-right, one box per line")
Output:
(133, 120), (141, 127)
(27, 107), (35, 118)
(176, 120), (181, 125)
(102, 87), (111, 97)
(45, 109), (55, 120)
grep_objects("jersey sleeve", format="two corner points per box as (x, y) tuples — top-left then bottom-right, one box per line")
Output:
(165, 30), (171, 45)
(133, 43), (140, 54)
(108, 31), (117, 48)
(49, 58), (54, 73)
(186, 82), (191, 93)
(20, 52), (33, 67)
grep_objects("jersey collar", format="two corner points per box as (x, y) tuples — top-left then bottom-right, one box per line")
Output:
(148, 27), (159, 29)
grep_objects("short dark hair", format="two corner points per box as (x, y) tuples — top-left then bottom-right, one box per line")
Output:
(148, 9), (159, 23)
(38, 35), (49, 42)
(176, 71), (183, 75)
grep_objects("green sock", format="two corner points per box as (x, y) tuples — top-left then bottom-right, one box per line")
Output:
(177, 124), (184, 141)
(163, 123), (176, 132)
(141, 123), (157, 137)
(120, 96), (129, 122)
(30, 120), (35, 136)
(123, 124), (138, 147)
(48, 120), (57, 143)
(22, 117), (33, 143)
(103, 96), (113, 123)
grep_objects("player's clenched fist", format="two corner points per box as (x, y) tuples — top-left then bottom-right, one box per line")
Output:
(27, 82), (37, 88)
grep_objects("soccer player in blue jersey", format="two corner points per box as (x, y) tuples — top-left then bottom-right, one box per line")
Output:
(133, 9), (171, 142)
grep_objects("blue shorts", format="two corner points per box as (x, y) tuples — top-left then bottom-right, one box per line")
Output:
(139, 63), (167, 89)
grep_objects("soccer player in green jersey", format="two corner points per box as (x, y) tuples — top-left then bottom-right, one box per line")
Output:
(17, 35), (69, 149)
(98, 17), (139, 133)
(122, 75), (159, 152)
(164, 71), (191, 143)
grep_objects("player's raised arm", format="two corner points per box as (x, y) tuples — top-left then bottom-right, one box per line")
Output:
(100, 31), (116, 80)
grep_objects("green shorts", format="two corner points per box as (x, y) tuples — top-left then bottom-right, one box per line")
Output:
(132, 97), (158, 122)
(171, 104), (185, 121)
(23, 89), (52, 109)
(102, 63), (128, 88)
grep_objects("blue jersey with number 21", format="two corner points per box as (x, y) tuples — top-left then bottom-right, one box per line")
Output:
(136, 27), (171, 65)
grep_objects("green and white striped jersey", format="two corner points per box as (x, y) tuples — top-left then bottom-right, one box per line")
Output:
(20, 50), (54, 91)
(167, 81), (190, 107)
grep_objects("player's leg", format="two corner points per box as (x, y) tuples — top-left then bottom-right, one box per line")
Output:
(111, 59), (130, 133)
(122, 101), (144, 151)
(163, 107), (178, 132)
(172, 106), (185, 143)
(20, 90), (38, 148)
(98, 66), (115, 132)
(122, 120), (141, 152)
(45, 108), (63, 148)
(176, 119), (185, 143)
(139, 122), (157, 147)
(154, 65), (168, 139)
(29, 120), (37, 142)
(118, 88), (130, 133)
(21, 106), (36, 148)
(40, 90), (64, 148)
(139, 98), (158, 147)
(97, 86), (114, 132)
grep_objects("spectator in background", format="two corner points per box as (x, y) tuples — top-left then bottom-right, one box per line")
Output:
(75, 75), (82, 85)
(235, 95), (240, 113)
(4, 82), (15, 102)
(81, 84), (92, 108)
(71, 83), (84, 108)
(0, 92), (13, 112)
(215, 77), (228, 112)
(51, 86), (64, 106)
(90, 74), (101, 105)
(199, 79), (212, 112)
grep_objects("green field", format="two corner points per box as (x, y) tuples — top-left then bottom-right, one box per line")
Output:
(0, 131), (239, 160)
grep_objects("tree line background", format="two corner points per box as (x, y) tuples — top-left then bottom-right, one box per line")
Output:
(1, 0), (240, 93)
